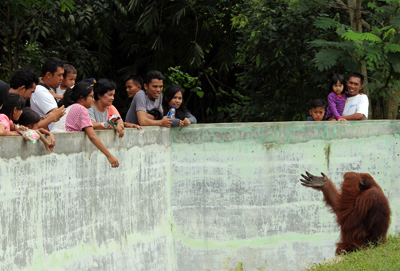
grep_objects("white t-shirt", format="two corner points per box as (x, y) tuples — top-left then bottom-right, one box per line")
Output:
(30, 84), (58, 129)
(55, 86), (67, 96)
(342, 94), (369, 119)
(50, 106), (72, 133)
(55, 86), (67, 101)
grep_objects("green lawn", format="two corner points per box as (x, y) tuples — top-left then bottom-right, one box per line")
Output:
(305, 233), (400, 270)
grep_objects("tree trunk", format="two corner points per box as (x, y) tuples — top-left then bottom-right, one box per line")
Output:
(385, 89), (400, 119)
(385, 10), (400, 119)
(347, 0), (372, 118)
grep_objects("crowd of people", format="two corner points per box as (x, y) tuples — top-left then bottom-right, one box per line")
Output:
(0, 57), (370, 167)
(307, 72), (369, 122)
(0, 57), (197, 167)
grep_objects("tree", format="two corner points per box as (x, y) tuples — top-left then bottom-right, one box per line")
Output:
(116, 0), (244, 122)
(0, 0), (74, 79)
(231, 0), (331, 121)
(307, 0), (400, 119)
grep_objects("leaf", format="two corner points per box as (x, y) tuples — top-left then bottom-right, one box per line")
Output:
(361, 33), (382, 42)
(390, 16), (400, 28)
(43, 26), (50, 35)
(341, 31), (362, 41)
(256, 55), (260, 67)
(314, 49), (343, 71)
(313, 17), (337, 29)
(385, 44), (400, 53)
(342, 31), (382, 42)
(69, 15), (75, 24)
(188, 42), (204, 67)
(383, 29), (396, 41)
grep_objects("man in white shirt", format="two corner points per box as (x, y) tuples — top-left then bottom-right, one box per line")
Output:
(341, 72), (369, 120)
(30, 57), (66, 129)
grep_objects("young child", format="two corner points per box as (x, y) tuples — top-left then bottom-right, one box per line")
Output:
(49, 64), (77, 101)
(325, 74), (347, 121)
(307, 99), (326, 121)
(52, 82), (119, 168)
(18, 107), (56, 152)
(0, 93), (26, 136)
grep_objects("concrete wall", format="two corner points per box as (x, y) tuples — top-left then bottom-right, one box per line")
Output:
(0, 121), (399, 270)
(0, 128), (175, 271)
(170, 121), (400, 271)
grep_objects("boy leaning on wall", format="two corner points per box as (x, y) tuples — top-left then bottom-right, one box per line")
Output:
(307, 99), (326, 121)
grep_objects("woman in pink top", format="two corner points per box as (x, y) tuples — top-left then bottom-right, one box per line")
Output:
(0, 93), (26, 136)
(58, 82), (119, 168)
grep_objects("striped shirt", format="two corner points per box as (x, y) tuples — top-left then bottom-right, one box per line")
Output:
(65, 103), (93, 131)
(326, 92), (346, 120)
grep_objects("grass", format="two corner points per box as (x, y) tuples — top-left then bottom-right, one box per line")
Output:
(305, 233), (400, 270)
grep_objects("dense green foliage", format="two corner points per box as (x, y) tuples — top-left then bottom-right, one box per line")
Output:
(1, 0), (400, 121)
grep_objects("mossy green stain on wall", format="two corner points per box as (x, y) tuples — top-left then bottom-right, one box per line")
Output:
(324, 143), (332, 169)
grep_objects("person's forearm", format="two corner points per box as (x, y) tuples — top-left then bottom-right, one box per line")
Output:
(38, 128), (50, 136)
(138, 117), (163, 126)
(38, 116), (55, 129)
(0, 129), (20, 136)
(92, 121), (107, 130)
(186, 114), (197, 124)
(37, 130), (48, 144)
(341, 113), (364, 120)
(117, 119), (124, 129)
(49, 90), (63, 100)
(171, 119), (180, 127)
(87, 132), (112, 157)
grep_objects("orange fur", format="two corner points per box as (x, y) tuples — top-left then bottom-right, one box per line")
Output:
(321, 172), (391, 254)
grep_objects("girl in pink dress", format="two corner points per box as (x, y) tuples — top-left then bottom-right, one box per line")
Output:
(55, 82), (119, 168)
(0, 93), (26, 136)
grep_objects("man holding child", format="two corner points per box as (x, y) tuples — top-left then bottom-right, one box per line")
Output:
(340, 72), (369, 121)
(30, 57), (66, 129)
(309, 72), (369, 122)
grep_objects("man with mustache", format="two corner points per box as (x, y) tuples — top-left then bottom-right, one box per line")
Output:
(30, 57), (66, 129)
(125, 71), (172, 128)
(340, 72), (369, 120)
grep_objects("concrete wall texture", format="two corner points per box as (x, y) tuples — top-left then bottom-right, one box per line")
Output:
(0, 121), (399, 271)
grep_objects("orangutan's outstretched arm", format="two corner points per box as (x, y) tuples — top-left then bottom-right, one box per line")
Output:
(300, 171), (341, 214)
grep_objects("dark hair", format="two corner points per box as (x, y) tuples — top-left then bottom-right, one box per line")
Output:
(0, 93), (25, 120)
(348, 72), (364, 85)
(309, 99), (326, 110)
(162, 85), (189, 120)
(63, 64), (77, 77)
(147, 108), (162, 120)
(329, 74), (346, 94)
(124, 73), (143, 88)
(10, 67), (39, 90)
(144, 71), (164, 86)
(58, 82), (93, 107)
(18, 107), (41, 127)
(42, 57), (64, 76)
(0, 80), (10, 109)
(93, 79), (116, 101)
